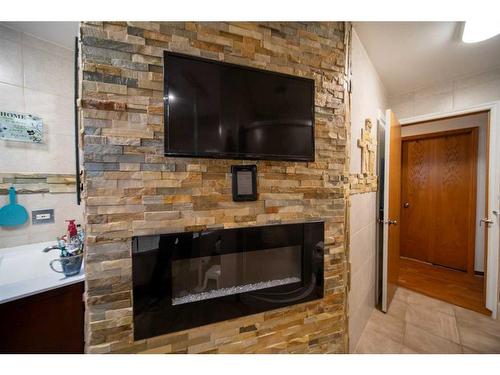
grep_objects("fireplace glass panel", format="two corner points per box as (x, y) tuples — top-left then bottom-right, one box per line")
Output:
(171, 246), (302, 305)
(132, 221), (324, 339)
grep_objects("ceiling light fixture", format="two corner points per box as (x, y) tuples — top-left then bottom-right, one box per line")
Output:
(462, 20), (500, 43)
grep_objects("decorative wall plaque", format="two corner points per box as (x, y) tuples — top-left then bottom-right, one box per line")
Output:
(357, 118), (375, 175)
(0, 110), (43, 143)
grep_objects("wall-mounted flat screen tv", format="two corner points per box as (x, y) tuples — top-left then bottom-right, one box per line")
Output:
(163, 51), (315, 162)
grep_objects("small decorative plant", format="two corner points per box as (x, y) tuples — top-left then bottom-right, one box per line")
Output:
(48, 220), (85, 277)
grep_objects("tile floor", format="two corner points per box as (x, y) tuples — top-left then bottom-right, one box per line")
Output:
(354, 287), (500, 354)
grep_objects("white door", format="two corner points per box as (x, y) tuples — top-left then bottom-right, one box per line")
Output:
(381, 110), (402, 312)
(485, 109), (500, 317)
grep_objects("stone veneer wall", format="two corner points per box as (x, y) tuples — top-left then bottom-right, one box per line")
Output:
(349, 174), (377, 195)
(0, 173), (76, 195)
(79, 21), (350, 354)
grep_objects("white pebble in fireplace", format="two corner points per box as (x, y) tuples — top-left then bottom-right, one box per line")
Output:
(172, 276), (302, 306)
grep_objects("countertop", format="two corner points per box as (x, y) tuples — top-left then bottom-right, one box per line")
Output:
(0, 241), (85, 305)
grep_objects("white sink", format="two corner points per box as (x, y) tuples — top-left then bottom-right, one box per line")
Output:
(0, 242), (59, 284)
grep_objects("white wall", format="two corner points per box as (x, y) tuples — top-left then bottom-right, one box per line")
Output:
(0, 24), (82, 248)
(349, 29), (388, 352)
(390, 66), (500, 120)
(402, 112), (489, 272)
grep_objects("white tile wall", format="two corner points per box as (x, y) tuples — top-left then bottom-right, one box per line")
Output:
(24, 89), (74, 134)
(414, 91), (453, 116)
(0, 82), (25, 112)
(0, 25), (82, 248)
(348, 28), (387, 352)
(0, 38), (23, 86)
(0, 26), (76, 174)
(22, 33), (73, 59)
(350, 219), (376, 278)
(23, 46), (73, 97)
(349, 279), (376, 349)
(454, 67), (500, 90)
(389, 66), (500, 119)
(390, 92), (415, 120)
(350, 190), (377, 235)
(0, 24), (22, 43)
(0, 192), (83, 249)
(349, 192), (378, 352)
(350, 29), (388, 175)
(454, 78), (500, 109)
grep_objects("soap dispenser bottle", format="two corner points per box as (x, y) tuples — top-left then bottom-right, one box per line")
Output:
(66, 219), (79, 253)
(66, 219), (77, 238)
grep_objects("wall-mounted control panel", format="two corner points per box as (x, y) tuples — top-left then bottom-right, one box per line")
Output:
(32, 209), (54, 225)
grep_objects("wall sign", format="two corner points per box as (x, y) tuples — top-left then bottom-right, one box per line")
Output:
(0, 110), (43, 143)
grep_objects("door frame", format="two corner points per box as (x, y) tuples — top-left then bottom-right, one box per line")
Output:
(400, 127), (479, 275)
(399, 101), (500, 319)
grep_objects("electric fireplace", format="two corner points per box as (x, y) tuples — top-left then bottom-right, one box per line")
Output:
(132, 221), (324, 340)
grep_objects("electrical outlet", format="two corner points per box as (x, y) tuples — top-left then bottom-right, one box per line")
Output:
(32, 209), (54, 225)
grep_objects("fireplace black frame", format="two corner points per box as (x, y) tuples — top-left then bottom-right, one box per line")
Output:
(132, 221), (324, 340)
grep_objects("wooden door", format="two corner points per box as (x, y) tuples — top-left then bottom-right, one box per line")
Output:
(400, 139), (434, 262)
(400, 128), (478, 273)
(382, 110), (402, 312)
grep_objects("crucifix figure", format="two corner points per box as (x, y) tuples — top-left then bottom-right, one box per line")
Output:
(357, 118), (375, 175)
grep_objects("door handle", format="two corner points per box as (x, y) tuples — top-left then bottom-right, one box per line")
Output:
(480, 218), (494, 226)
(403, 202), (410, 208)
(379, 219), (398, 225)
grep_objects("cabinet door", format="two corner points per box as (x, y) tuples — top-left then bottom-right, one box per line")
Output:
(0, 282), (84, 353)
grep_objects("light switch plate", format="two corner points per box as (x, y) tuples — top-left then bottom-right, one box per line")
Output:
(32, 209), (54, 225)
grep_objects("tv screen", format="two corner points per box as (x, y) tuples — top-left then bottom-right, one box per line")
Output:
(164, 51), (315, 161)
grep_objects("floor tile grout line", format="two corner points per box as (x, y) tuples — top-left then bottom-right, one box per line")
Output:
(454, 310), (465, 353)
(405, 322), (463, 353)
(401, 319), (409, 353)
(401, 288), (461, 350)
(405, 310), (461, 345)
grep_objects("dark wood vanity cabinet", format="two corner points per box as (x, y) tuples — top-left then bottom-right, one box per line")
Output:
(0, 282), (84, 353)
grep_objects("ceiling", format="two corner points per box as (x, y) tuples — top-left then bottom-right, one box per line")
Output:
(354, 22), (500, 96)
(0, 21), (78, 50)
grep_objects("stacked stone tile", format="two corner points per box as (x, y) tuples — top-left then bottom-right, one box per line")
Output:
(0, 173), (76, 194)
(349, 174), (378, 194)
(79, 21), (349, 354)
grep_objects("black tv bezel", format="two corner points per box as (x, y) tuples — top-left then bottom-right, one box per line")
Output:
(163, 51), (316, 162)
